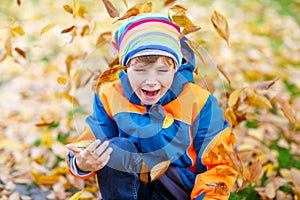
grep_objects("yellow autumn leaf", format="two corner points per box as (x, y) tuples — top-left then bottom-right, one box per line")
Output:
(171, 12), (196, 29)
(139, 2), (152, 13)
(246, 88), (272, 108)
(11, 26), (25, 36)
(217, 65), (231, 85)
(225, 108), (237, 126)
(57, 76), (67, 85)
(5, 37), (12, 57)
(62, 93), (80, 107)
(117, 6), (140, 21)
(211, 10), (230, 45)
(182, 26), (201, 36)
(162, 114), (174, 129)
(150, 160), (171, 181)
(41, 23), (56, 35)
(102, 0), (120, 18)
(97, 66), (126, 84)
(78, 5), (87, 18)
(169, 4), (187, 13)
(80, 25), (89, 37)
(72, 0), (79, 18)
(228, 87), (245, 107)
(122, 0), (128, 7)
(69, 191), (83, 200)
(63, 4), (73, 15)
(31, 171), (61, 186)
(96, 31), (112, 46)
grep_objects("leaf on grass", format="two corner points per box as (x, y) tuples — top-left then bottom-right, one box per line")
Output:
(276, 97), (295, 124)
(80, 25), (89, 37)
(249, 159), (262, 182)
(61, 25), (75, 34)
(69, 190), (83, 200)
(96, 31), (112, 46)
(228, 87), (245, 107)
(102, 0), (120, 18)
(211, 10), (230, 45)
(0, 139), (23, 150)
(31, 171), (61, 186)
(11, 26), (25, 36)
(14, 47), (26, 59)
(162, 114), (174, 129)
(63, 4), (73, 15)
(246, 88), (272, 108)
(62, 93), (80, 107)
(41, 23), (56, 35)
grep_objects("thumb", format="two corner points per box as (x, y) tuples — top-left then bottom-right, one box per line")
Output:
(66, 144), (83, 154)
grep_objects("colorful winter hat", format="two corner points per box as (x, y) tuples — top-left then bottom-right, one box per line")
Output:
(113, 13), (183, 66)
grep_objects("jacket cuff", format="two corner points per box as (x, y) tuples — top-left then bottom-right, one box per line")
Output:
(67, 151), (93, 178)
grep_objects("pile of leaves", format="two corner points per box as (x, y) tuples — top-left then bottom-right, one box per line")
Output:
(0, 0), (299, 199)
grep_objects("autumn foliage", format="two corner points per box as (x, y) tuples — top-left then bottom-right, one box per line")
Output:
(0, 0), (300, 199)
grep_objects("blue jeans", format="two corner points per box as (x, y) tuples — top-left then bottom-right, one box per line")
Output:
(96, 137), (179, 200)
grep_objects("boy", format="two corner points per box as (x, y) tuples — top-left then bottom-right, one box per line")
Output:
(66, 13), (237, 200)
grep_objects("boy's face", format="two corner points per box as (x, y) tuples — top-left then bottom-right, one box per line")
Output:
(127, 57), (176, 105)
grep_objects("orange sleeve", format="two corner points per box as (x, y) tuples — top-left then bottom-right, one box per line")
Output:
(191, 128), (238, 200)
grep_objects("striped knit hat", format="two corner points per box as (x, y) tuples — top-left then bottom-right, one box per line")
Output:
(113, 13), (183, 66)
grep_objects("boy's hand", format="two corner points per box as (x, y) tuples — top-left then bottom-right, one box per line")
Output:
(66, 139), (113, 172)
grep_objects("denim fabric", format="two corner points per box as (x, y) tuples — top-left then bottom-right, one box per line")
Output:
(96, 137), (181, 200)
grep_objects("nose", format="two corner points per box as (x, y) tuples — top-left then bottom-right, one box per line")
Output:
(145, 76), (158, 86)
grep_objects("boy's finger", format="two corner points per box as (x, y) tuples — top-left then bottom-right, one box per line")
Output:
(66, 144), (83, 154)
(85, 139), (101, 153)
(93, 141), (111, 158)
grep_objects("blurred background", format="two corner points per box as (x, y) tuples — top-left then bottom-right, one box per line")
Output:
(0, 0), (299, 199)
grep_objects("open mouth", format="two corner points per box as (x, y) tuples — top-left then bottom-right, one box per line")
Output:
(142, 89), (160, 97)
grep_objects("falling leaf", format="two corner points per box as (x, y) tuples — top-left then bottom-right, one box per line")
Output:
(17, 0), (21, 6)
(162, 114), (174, 129)
(228, 87), (245, 107)
(63, 4), (73, 15)
(80, 25), (89, 37)
(225, 108), (238, 126)
(96, 66), (126, 88)
(246, 88), (272, 108)
(65, 55), (79, 76)
(122, 0), (128, 8)
(139, 1), (152, 13)
(276, 97), (295, 124)
(96, 31), (112, 46)
(57, 76), (67, 85)
(171, 12), (196, 29)
(117, 2), (152, 21)
(102, 0), (120, 18)
(41, 23), (56, 35)
(182, 26), (201, 36)
(78, 5), (87, 18)
(254, 77), (280, 90)
(164, 0), (176, 6)
(62, 93), (80, 107)
(11, 26), (25, 36)
(69, 190), (83, 200)
(185, 40), (205, 64)
(217, 65), (231, 85)
(61, 25), (75, 34)
(169, 4), (187, 13)
(72, 0), (79, 18)
(117, 7), (140, 21)
(14, 47), (26, 59)
(5, 37), (12, 57)
(211, 10), (230, 45)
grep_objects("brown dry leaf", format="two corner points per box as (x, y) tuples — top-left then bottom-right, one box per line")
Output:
(117, 6), (140, 21)
(150, 160), (171, 181)
(254, 77), (280, 90)
(164, 0), (176, 6)
(171, 12), (196, 29)
(65, 55), (79, 76)
(78, 5), (87, 18)
(265, 182), (276, 199)
(290, 168), (300, 186)
(102, 0), (120, 18)
(63, 4), (73, 15)
(62, 93), (80, 107)
(228, 87), (245, 107)
(206, 182), (229, 196)
(247, 88), (272, 108)
(182, 26), (201, 36)
(169, 4), (187, 13)
(227, 151), (243, 175)
(97, 66), (126, 84)
(217, 65), (231, 85)
(96, 31), (112, 46)
(249, 159), (262, 182)
(11, 26), (25, 36)
(61, 25), (75, 34)
(41, 23), (56, 35)
(14, 47), (26, 59)
(57, 76), (67, 85)
(80, 25), (90, 37)
(17, 0), (21, 6)
(5, 37), (13, 57)
(211, 10), (230, 45)
(276, 97), (295, 124)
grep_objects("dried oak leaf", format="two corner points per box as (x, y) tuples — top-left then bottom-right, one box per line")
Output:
(211, 10), (230, 45)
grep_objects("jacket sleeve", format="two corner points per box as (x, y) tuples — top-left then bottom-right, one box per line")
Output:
(190, 95), (237, 200)
(66, 93), (118, 179)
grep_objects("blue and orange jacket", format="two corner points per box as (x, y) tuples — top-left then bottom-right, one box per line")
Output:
(66, 41), (237, 200)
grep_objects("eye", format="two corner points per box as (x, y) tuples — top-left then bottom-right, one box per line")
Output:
(134, 69), (145, 72)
